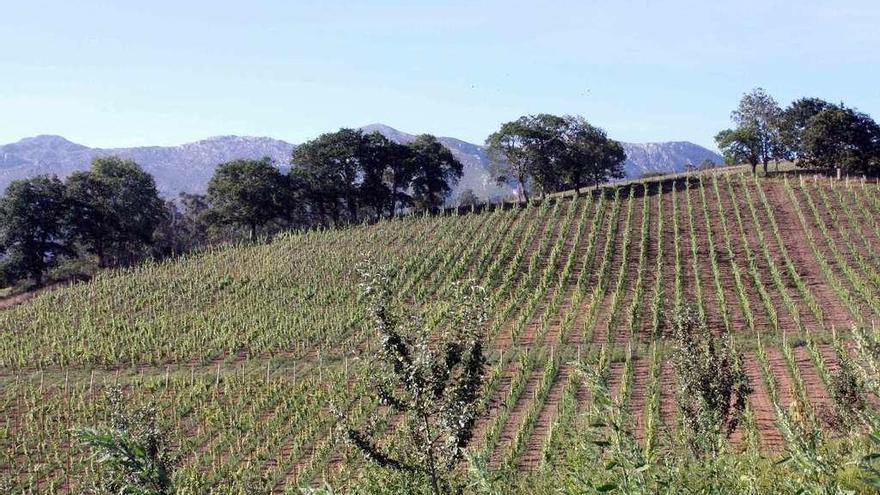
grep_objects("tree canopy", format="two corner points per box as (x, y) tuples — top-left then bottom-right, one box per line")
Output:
(205, 157), (289, 241)
(800, 106), (880, 175)
(715, 125), (761, 173)
(779, 97), (835, 162)
(291, 129), (463, 222)
(486, 114), (626, 200)
(65, 156), (164, 268)
(0, 175), (71, 285)
(717, 88), (784, 175)
(407, 134), (464, 212)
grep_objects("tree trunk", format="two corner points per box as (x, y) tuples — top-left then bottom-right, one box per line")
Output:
(518, 178), (529, 203)
(751, 163), (757, 176)
(763, 160), (769, 175)
(348, 200), (358, 224)
(249, 223), (256, 242)
(96, 244), (106, 269)
(422, 413), (441, 495)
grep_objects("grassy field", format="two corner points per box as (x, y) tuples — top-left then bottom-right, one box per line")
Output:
(2, 171), (880, 493)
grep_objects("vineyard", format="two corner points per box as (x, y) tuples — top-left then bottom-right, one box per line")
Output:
(2, 172), (880, 493)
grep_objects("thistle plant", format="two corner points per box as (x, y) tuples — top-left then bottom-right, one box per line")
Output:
(671, 305), (752, 457)
(339, 262), (488, 495)
(75, 387), (177, 495)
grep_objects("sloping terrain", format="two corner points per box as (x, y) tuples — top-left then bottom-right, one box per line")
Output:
(1, 172), (878, 493)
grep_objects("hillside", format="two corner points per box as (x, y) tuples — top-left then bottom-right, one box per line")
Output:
(0, 126), (722, 200)
(1, 172), (878, 492)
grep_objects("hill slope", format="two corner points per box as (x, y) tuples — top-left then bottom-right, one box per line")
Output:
(1, 172), (878, 491)
(0, 126), (722, 199)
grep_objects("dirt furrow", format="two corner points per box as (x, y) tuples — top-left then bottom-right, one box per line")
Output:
(517, 365), (572, 470)
(740, 356), (783, 449)
(488, 368), (543, 468)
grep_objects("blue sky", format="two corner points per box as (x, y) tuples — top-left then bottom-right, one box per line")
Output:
(2, 1), (878, 150)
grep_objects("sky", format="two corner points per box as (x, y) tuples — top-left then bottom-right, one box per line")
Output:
(1, 1), (879, 150)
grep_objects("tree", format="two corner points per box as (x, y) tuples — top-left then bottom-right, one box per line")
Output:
(206, 157), (287, 241)
(800, 106), (880, 176)
(75, 387), (177, 495)
(293, 129), (463, 220)
(779, 97), (834, 163)
(340, 263), (488, 495)
(558, 116), (626, 193)
(292, 128), (366, 224)
(485, 114), (567, 201)
(457, 188), (480, 209)
(721, 88), (783, 174)
(357, 132), (403, 220)
(408, 135), (464, 212)
(0, 175), (71, 286)
(485, 118), (535, 202)
(487, 114), (625, 200)
(522, 114), (568, 197)
(150, 195), (215, 258)
(66, 156), (165, 268)
(715, 125), (762, 175)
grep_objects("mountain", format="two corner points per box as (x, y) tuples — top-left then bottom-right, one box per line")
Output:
(0, 135), (294, 197)
(620, 142), (722, 177)
(0, 126), (722, 200)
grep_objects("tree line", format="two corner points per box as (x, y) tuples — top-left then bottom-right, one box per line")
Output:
(716, 88), (880, 176)
(0, 115), (627, 289)
(0, 129), (465, 287)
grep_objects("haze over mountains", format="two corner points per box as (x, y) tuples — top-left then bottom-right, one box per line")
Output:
(0, 124), (722, 200)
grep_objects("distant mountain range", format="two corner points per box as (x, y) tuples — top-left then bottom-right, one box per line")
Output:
(0, 124), (722, 201)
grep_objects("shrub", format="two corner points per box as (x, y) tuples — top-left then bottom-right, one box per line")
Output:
(671, 305), (752, 456)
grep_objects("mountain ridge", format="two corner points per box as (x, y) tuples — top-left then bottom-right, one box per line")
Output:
(0, 125), (723, 200)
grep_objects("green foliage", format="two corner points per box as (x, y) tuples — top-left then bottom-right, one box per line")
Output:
(205, 157), (289, 240)
(671, 305), (752, 456)
(557, 115), (626, 192)
(408, 134), (464, 212)
(800, 106), (880, 175)
(0, 175), (71, 286)
(779, 97), (835, 161)
(339, 262), (488, 495)
(75, 387), (177, 495)
(485, 114), (626, 201)
(715, 125), (762, 173)
(731, 87), (785, 172)
(717, 88), (785, 175)
(292, 129), (463, 223)
(65, 156), (165, 268)
(485, 114), (563, 201)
